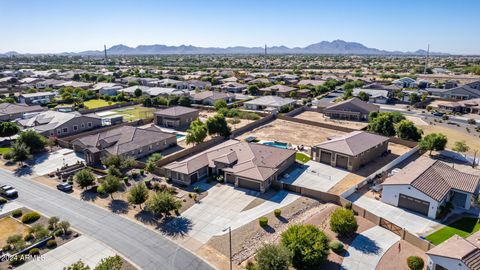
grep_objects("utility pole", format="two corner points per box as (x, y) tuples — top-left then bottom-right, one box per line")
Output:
(222, 227), (232, 270)
(104, 45), (108, 66)
(423, 44), (430, 74)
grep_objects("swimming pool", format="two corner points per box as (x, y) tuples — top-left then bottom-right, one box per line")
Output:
(176, 134), (186, 140)
(262, 141), (288, 149)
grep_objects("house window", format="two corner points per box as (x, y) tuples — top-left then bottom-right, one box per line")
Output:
(57, 129), (61, 135)
(81, 123), (85, 128)
(73, 125), (78, 131)
(50, 131), (54, 136)
(164, 140), (166, 145)
(87, 122), (92, 128)
(62, 127), (68, 133)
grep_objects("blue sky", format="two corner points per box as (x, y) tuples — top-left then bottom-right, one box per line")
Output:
(1, 0), (479, 54)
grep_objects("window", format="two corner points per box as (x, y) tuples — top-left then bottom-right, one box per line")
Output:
(62, 127), (68, 133)
(164, 140), (166, 145)
(50, 131), (54, 136)
(73, 125), (78, 131)
(56, 129), (61, 135)
(81, 123), (85, 128)
(87, 122), (92, 127)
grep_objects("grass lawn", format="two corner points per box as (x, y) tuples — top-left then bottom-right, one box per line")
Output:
(83, 99), (118, 109)
(112, 106), (156, 121)
(0, 217), (29, 247)
(419, 125), (480, 155)
(296, 152), (311, 163)
(425, 217), (480, 245)
(0, 147), (11, 155)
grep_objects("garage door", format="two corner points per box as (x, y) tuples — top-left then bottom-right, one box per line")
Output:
(336, 155), (349, 169)
(320, 151), (332, 164)
(398, 194), (430, 216)
(238, 178), (261, 191)
(190, 173), (198, 183)
(226, 173), (235, 184)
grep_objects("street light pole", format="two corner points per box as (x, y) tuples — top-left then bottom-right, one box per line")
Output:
(223, 226), (232, 270)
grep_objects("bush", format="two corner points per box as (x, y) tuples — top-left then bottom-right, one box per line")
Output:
(97, 185), (105, 194)
(193, 186), (200, 193)
(329, 241), (344, 253)
(0, 198), (7, 204)
(329, 208), (358, 236)
(259, 217), (268, 227)
(29, 248), (40, 256)
(2, 244), (11, 252)
(21, 212), (41, 224)
(24, 234), (34, 242)
(255, 244), (291, 270)
(274, 209), (281, 217)
(54, 229), (64, 237)
(11, 209), (23, 218)
(46, 239), (57, 248)
(344, 202), (352, 210)
(407, 256), (424, 270)
(140, 169), (145, 176)
(9, 255), (25, 266)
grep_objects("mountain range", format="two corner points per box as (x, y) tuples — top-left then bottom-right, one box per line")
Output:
(1, 40), (449, 56)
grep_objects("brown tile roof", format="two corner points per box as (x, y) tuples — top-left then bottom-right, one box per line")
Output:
(191, 91), (233, 101)
(259, 85), (297, 93)
(314, 131), (388, 156)
(383, 157), (480, 201)
(427, 234), (480, 269)
(325, 97), (379, 113)
(154, 106), (198, 117)
(163, 139), (295, 182)
(0, 103), (44, 115)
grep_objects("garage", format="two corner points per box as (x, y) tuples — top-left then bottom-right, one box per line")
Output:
(398, 194), (430, 216)
(226, 173), (235, 184)
(320, 151), (332, 164)
(237, 178), (261, 191)
(190, 173), (198, 183)
(336, 155), (349, 169)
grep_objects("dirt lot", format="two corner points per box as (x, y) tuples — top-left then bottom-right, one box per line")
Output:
(235, 119), (346, 146)
(0, 217), (29, 247)
(419, 124), (480, 155)
(376, 240), (427, 270)
(328, 143), (412, 195)
(428, 99), (451, 108)
(295, 111), (369, 130)
(199, 110), (256, 131)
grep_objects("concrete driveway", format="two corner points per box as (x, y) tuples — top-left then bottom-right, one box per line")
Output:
(29, 149), (84, 176)
(281, 161), (349, 192)
(348, 193), (442, 235)
(181, 184), (299, 244)
(341, 226), (400, 270)
(17, 235), (118, 270)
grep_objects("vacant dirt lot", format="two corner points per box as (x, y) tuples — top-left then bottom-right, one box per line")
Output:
(199, 110), (256, 131)
(0, 217), (29, 247)
(419, 124), (480, 155)
(295, 111), (369, 130)
(235, 119), (346, 146)
(328, 143), (412, 195)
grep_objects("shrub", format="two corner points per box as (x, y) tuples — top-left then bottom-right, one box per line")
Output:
(11, 209), (23, 218)
(329, 241), (344, 253)
(259, 217), (268, 227)
(281, 224), (330, 269)
(255, 244), (291, 270)
(274, 209), (281, 217)
(24, 234), (34, 242)
(0, 198), (7, 204)
(29, 248), (40, 256)
(140, 169), (145, 176)
(54, 229), (64, 237)
(167, 186), (177, 194)
(46, 239), (57, 248)
(193, 186), (200, 193)
(9, 255), (25, 266)
(344, 202), (352, 210)
(329, 208), (358, 236)
(97, 185), (105, 194)
(407, 256), (424, 270)
(21, 212), (41, 224)
(2, 244), (11, 252)
(245, 260), (257, 270)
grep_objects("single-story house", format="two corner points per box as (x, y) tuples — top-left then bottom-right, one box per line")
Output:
(217, 82), (247, 93)
(17, 111), (102, 137)
(381, 158), (480, 219)
(426, 232), (480, 270)
(438, 98), (480, 114)
(244, 96), (296, 112)
(311, 131), (389, 171)
(118, 86), (151, 96)
(297, 79), (326, 87)
(191, 91), (234, 105)
(91, 83), (122, 95)
(72, 125), (177, 165)
(322, 97), (379, 121)
(55, 81), (92, 89)
(144, 87), (189, 97)
(19, 91), (56, 105)
(162, 139), (296, 192)
(176, 80), (211, 90)
(428, 81), (480, 100)
(258, 85), (297, 97)
(0, 103), (45, 121)
(352, 88), (390, 104)
(154, 106), (199, 128)
(392, 77), (417, 88)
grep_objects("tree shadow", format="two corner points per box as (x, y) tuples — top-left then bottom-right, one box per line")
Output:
(276, 216), (288, 224)
(260, 224), (276, 234)
(108, 199), (129, 214)
(318, 259), (343, 270)
(14, 166), (33, 176)
(134, 210), (158, 226)
(349, 234), (381, 255)
(80, 190), (98, 202)
(157, 216), (193, 238)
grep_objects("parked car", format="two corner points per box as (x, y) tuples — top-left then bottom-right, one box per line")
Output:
(56, 183), (73, 192)
(432, 112), (444, 116)
(0, 185), (18, 198)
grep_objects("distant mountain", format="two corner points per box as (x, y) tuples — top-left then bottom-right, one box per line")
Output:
(1, 40), (450, 56)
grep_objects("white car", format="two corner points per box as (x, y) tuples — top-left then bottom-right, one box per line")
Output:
(0, 185), (18, 198)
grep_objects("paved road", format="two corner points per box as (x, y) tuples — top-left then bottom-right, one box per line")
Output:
(0, 169), (214, 270)
(380, 106), (476, 125)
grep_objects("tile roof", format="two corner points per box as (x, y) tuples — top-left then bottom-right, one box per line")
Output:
(244, 96), (295, 107)
(0, 103), (44, 116)
(427, 234), (480, 269)
(382, 157), (480, 201)
(314, 131), (388, 156)
(191, 91), (233, 101)
(154, 106), (198, 117)
(325, 97), (379, 113)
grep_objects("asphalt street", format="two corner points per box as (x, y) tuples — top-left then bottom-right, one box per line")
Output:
(0, 168), (214, 270)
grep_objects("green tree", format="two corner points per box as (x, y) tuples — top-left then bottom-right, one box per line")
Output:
(134, 88), (143, 97)
(453, 140), (470, 157)
(17, 130), (46, 153)
(7, 234), (26, 252)
(145, 160), (156, 173)
(280, 224), (330, 270)
(101, 175), (122, 199)
(178, 96), (191, 107)
(407, 256), (424, 270)
(74, 169), (96, 189)
(419, 133), (448, 156)
(329, 208), (358, 236)
(145, 191), (182, 217)
(247, 85), (259, 95)
(357, 91), (370, 102)
(101, 154), (122, 168)
(408, 93), (420, 105)
(94, 255), (123, 270)
(395, 120), (423, 141)
(342, 89), (353, 100)
(186, 119), (208, 145)
(255, 244), (291, 270)
(48, 216), (60, 229)
(0, 122), (19, 137)
(10, 141), (31, 165)
(64, 260), (91, 270)
(147, 153), (162, 163)
(143, 97), (153, 107)
(58, 220), (71, 234)
(206, 114), (231, 137)
(127, 183), (149, 209)
(214, 99), (228, 111)
(368, 114), (396, 136)
(128, 80), (139, 87)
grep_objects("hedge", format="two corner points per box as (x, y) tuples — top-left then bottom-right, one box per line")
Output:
(11, 209), (23, 218)
(29, 248), (40, 256)
(21, 212), (41, 224)
(46, 239), (57, 248)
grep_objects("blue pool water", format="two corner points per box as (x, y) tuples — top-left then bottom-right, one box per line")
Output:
(262, 141), (288, 149)
(176, 134), (186, 139)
